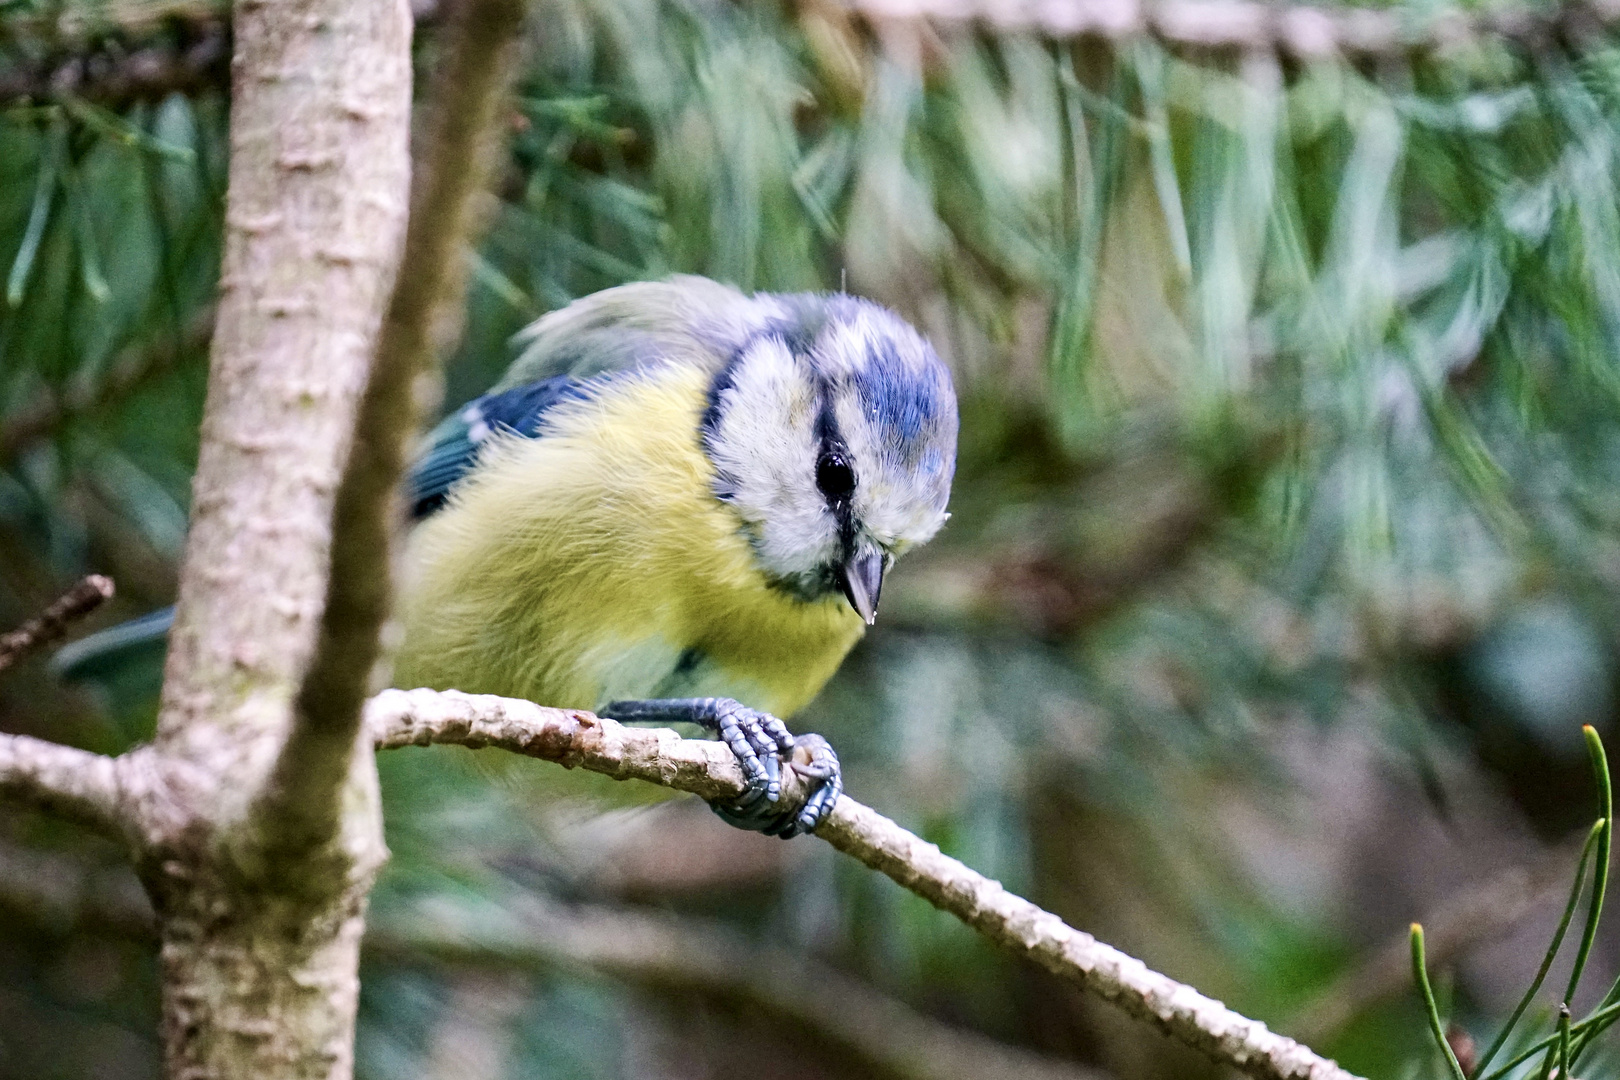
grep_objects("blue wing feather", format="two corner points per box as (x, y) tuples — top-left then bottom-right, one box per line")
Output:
(61, 278), (759, 677)
(60, 375), (599, 677)
(408, 374), (589, 518)
(410, 282), (758, 518)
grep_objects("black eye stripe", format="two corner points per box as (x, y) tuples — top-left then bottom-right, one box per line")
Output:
(816, 451), (856, 500)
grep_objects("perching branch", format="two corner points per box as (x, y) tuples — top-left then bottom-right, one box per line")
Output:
(280, 0), (530, 856)
(368, 688), (1364, 1080)
(0, 574), (114, 674)
(373, 894), (1112, 1080)
(0, 733), (126, 836)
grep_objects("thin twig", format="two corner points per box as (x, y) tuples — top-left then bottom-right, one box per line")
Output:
(368, 687), (1363, 1080)
(0, 732), (126, 836)
(0, 575), (115, 674)
(374, 894), (1112, 1080)
(844, 0), (1620, 59)
(0, 682), (1366, 1076)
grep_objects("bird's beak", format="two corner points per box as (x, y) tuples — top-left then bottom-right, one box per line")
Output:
(840, 547), (885, 625)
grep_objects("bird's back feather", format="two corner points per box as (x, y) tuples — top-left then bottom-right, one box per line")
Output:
(410, 375), (591, 518)
(501, 275), (766, 388)
(411, 276), (788, 519)
(393, 363), (865, 717)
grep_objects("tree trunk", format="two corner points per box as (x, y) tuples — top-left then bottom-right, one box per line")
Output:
(151, 870), (373, 1079)
(138, 0), (412, 1071)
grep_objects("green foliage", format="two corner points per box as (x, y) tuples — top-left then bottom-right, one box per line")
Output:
(10, 0), (1620, 1077)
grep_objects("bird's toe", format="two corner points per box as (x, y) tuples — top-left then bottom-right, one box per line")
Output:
(712, 700), (779, 804)
(710, 730), (841, 838)
(788, 733), (841, 834)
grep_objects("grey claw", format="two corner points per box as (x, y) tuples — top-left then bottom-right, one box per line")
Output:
(788, 733), (841, 834)
(603, 697), (813, 817)
(712, 701), (774, 802)
(760, 751), (782, 804)
(710, 729), (842, 838)
(729, 780), (768, 810)
(796, 779), (839, 833)
(762, 715), (796, 755)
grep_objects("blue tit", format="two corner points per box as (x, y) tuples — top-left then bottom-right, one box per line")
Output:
(396, 276), (957, 835)
(55, 276), (959, 837)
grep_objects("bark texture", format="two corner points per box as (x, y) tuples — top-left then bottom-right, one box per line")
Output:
(156, 0), (410, 819)
(0, 731), (125, 833)
(0, 0), (530, 1071)
(138, 0), (413, 1072)
(368, 688), (1365, 1080)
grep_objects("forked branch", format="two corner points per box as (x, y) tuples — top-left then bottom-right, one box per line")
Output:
(0, 575), (126, 834)
(368, 687), (1363, 1080)
(0, 733), (125, 837)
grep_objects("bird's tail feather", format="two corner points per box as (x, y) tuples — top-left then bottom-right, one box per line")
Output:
(51, 605), (174, 681)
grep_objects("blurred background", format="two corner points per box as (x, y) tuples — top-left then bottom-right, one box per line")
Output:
(3, 0), (1620, 1076)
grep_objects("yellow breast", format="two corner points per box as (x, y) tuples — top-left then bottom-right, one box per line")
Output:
(392, 365), (865, 717)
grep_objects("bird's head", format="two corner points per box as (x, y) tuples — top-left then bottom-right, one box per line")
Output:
(702, 294), (957, 623)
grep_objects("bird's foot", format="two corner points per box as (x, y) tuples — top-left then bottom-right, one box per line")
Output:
(712, 731), (841, 839)
(601, 697), (840, 837)
(705, 698), (796, 807)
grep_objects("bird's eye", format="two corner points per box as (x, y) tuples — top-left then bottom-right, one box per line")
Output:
(816, 451), (856, 500)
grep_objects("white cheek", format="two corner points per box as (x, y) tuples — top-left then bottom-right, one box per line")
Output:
(756, 508), (840, 576)
(712, 366), (816, 515)
(708, 341), (840, 578)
